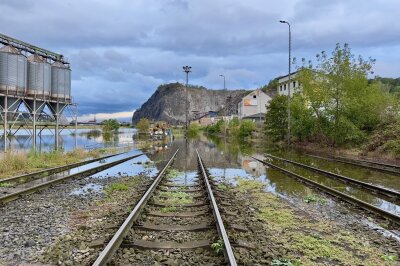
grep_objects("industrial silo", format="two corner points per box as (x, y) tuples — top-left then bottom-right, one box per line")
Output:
(51, 61), (71, 101)
(0, 45), (27, 95)
(27, 54), (51, 98)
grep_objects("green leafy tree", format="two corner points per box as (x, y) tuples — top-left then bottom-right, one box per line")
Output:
(265, 95), (288, 141)
(136, 118), (150, 133)
(102, 119), (120, 132)
(296, 43), (392, 145)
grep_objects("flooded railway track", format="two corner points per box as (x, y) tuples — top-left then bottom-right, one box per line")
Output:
(0, 153), (143, 205)
(306, 153), (400, 176)
(253, 156), (400, 226)
(0, 151), (125, 186)
(93, 149), (237, 265)
(266, 153), (400, 201)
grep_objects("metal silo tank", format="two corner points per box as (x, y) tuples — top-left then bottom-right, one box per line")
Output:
(51, 61), (71, 101)
(27, 55), (51, 97)
(0, 45), (27, 95)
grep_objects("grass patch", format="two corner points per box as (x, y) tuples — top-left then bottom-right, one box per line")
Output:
(234, 178), (265, 193)
(166, 169), (183, 179)
(304, 194), (327, 204)
(105, 183), (129, 194)
(158, 191), (193, 205)
(258, 207), (295, 229)
(0, 182), (12, 187)
(217, 183), (228, 190)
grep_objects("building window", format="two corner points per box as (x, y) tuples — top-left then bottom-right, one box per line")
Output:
(284, 84), (286, 90)
(253, 95), (256, 99)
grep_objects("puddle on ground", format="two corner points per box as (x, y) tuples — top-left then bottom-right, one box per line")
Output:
(70, 183), (103, 196)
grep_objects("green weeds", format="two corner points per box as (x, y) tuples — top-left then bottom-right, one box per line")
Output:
(381, 254), (398, 262)
(304, 194), (327, 204)
(211, 239), (224, 255)
(158, 191), (193, 205)
(160, 206), (177, 213)
(105, 183), (129, 194)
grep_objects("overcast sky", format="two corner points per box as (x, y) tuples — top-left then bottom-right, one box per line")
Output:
(1, 0), (399, 121)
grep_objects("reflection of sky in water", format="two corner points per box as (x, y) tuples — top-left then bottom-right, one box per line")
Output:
(70, 183), (103, 196)
(169, 170), (198, 185)
(90, 152), (159, 179)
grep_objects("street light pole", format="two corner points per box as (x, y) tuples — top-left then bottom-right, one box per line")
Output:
(183, 66), (192, 135)
(219, 74), (227, 137)
(280, 20), (291, 146)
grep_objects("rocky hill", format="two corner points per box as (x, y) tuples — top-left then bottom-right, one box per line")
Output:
(132, 83), (248, 124)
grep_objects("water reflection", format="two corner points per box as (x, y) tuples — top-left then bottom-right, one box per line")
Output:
(147, 135), (400, 217)
(0, 128), (137, 152)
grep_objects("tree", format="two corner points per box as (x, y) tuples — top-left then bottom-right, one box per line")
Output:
(102, 119), (120, 132)
(136, 118), (150, 134)
(265, 95), (288, 141)
(296, 43), (392, 145)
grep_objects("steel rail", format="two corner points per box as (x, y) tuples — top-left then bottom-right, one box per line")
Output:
(0, 152), (125, 185)
(0, 153), (143, 205)
(253, 157), (400, 225)
(197, 150), (237, 266)
(307, 154), (400, 176)
(92, 149), (179, 266)
(266, 153), (400, 199)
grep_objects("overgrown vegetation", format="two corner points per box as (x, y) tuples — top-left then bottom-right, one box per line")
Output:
(265, 43), (400, 154)
(204, 118), (256, 139)
(188, 122), (201, 138)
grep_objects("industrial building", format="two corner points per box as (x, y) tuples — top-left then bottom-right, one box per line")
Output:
(237, 89), (272, 122)
(0, 33), (76, 151)
(277, 71), (301, 96)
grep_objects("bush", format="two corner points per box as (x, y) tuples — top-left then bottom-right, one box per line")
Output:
(102, 119), (120, 132)
(238, 120), (255, 138)
(135, 118), (150, 134)
(188, 123), (201, 138)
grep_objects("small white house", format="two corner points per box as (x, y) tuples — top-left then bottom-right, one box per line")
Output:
(277, 71), (301, 96)
(238, 89), (272, 122)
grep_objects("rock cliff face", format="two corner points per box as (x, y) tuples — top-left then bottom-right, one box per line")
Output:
(132, 83), (248, 124)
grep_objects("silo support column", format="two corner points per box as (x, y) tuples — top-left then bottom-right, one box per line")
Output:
(32, 99), (36, 151)
(55, 102), (59, 151)
(3, 95), (8, 152)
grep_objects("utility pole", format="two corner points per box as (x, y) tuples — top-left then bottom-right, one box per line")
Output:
(280, 20), (291, 146)
(219, 74), (227, 137)
(182, 66), (192, 136)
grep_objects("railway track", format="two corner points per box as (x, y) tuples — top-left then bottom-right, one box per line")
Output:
(266, 153), (400, 202)
(253, 156), (400, 226)
(93, 149), (237, 265)
(0, 151), (125, 186)
(0, 153), (143, 205)
(307, 153), (400, 176)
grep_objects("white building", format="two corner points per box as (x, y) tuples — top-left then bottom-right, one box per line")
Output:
(277, 71), (301, 96)
(237, 89), (272, 122)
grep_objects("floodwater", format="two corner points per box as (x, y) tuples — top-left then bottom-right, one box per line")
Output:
(0, 127), (137, 153)
(144, 135), (400, 218)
